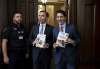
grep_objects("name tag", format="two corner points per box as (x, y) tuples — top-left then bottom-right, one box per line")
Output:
(19, 36), (23, 40)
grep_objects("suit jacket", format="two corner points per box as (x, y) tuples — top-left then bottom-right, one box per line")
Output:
(30, 24), (53, 63)
(53, 23), (80, 64)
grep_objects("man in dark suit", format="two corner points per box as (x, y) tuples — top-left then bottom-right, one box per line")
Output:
(53, 10), (80, 69)
(30, 11), (53, 69)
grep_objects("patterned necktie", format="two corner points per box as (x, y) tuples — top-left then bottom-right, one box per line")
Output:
(60, 25), (63, 32)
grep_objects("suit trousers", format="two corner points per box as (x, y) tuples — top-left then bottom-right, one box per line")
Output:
(32, 49), (51, 69)
(55, 47), (77, 69)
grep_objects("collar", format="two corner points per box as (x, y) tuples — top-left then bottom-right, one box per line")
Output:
(11, 23), (19, 27)
(40, 23), (46, 27)
(59, 22), (66, 27)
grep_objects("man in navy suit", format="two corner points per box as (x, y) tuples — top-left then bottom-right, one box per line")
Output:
(53, 10), (80, 69)
(30, 11), (53, 69)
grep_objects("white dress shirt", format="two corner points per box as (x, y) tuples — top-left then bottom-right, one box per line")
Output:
(39, 23), (46, 34)
(59, 23), (66, 33)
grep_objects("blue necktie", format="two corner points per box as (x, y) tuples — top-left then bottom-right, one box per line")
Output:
(40, 24), (43, 34)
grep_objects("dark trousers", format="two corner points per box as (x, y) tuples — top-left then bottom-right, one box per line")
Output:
(33, 60), (50, 69)
(56, 63), (75, 69)
(8, 48), (26, 69)
(33, 51), (51, 69)
(56, 54), (76, 69)
(55, 48), (77, 69)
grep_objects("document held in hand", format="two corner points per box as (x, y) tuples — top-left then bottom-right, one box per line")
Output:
(36, 34), (46, 48)
(56, 32), (69, 47)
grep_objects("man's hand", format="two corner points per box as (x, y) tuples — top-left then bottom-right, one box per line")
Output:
(2, 39), (9, 64)
(53, 43), (59, 48)
(36, 43), (49, 48)
(3, 56), (9, 64)
(43, 43), (49, 48)
(65, 38), (75, 46)
(53, 39), (65, 48)
(32, 38), (39, 46)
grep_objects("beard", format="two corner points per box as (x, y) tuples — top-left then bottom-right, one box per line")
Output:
(16, 20), (21, 24)
(13, 20), (22, 26)
(14, 20), (22, 23)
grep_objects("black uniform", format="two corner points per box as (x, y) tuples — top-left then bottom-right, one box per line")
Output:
(2, 23), (28, 69)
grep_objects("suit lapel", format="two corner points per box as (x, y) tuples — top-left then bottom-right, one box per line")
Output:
(37, 24), (39, 34)
(65, 23), (70, 33)
(65, 23), (72, 38)
(44, 24), (48, 35)
(65, 23), (68, 33)
(34, 25), (39, 38)
(55, 27), (59, 38)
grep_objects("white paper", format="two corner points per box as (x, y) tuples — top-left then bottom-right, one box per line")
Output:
(57, 32), (69, 41)
(56, 32), (69, 47)
(35, 34), (46, 48)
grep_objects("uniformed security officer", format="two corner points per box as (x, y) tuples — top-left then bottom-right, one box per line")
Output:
(2, 12), (28, 69)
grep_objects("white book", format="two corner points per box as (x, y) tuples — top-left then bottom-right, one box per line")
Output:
(56, 32), (69, 47)
(36, 34), (46, 48)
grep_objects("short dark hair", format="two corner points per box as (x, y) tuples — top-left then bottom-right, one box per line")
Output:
(56, 10), (67, 17)
(39, 11), (49, 17)
(12, 11), (22, 17)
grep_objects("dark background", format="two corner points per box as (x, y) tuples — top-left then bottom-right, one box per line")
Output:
(0, 0), (98, 69)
